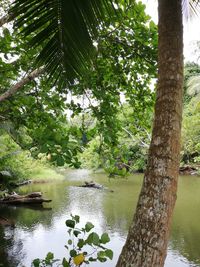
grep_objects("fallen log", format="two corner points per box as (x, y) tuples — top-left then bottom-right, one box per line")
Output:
(3, 192), (42, 200)
(0, 192), (51, 205)
(0, 198), (51, 205)
(10, 180), (32, 188)
(80, 181), (104, 189)
(179, 166), (198, 175)
(79, 181), (114, 192)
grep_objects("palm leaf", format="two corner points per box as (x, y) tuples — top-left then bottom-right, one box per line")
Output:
(10, 0), (124, 86)
(184, 0), (200, 17)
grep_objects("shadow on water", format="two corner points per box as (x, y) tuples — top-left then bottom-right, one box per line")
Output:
(0, 169), (200, 267)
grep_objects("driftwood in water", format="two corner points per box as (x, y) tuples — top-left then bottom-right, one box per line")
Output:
(10, 180), (32, 188)
(80, 181), (104, 189)
(0, 192), (52, 205)
(179, 166), (198, 175)
(79, 181), (114, 192)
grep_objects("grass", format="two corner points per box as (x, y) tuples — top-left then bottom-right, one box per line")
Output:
(29, 166), (64, 183)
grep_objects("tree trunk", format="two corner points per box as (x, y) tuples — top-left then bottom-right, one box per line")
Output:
(116, 0), (183, 266)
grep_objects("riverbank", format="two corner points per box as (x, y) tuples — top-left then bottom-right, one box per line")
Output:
(0, 166), (65, 196)
(29, 166), (65, 183)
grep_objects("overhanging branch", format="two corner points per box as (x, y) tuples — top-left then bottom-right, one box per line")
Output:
(0, 13), (14, 27)
(0, 68), (45, 102)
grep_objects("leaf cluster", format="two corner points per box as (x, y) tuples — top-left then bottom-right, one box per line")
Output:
(32, 214), (113, 267)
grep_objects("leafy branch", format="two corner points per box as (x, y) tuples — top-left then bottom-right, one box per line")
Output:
(32, 215), (113, 267)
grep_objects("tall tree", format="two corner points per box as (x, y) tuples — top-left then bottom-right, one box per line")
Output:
(116, 0), (183, 265)
(4, 0), (199, 266)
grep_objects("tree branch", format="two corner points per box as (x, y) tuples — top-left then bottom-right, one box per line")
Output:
(0, 13), (14, 27)
(0, 68), (45, 102)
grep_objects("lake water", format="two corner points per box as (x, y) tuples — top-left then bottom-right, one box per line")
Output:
(0, 169), (200, 267)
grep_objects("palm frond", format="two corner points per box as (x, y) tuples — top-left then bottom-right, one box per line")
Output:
(11, 0), (124, 86)
(184, 0), (200, 17)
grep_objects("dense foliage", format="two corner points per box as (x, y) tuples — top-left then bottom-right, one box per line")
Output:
(1, 0), (200, 187)
(182, 62), (200, 165)
(0, 0), (157, 185)
(78, 61), (200, 173)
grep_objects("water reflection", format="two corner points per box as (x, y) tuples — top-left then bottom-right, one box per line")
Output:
(168, 176), (200, 267)
(0, 170), (200, 267)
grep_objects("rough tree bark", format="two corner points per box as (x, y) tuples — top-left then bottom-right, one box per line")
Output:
(0, 68), (44, 102)
(116, 0), (183, 266)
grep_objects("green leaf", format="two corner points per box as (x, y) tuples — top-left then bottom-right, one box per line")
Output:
(40, 144), (49, 153)
(65, 219), (75, 228)
(45, 252), (54, 264)
(105, 249), (113, 260)
(68, 239), (72, 245)
(97, 251), (106, 258)
(11, 0), (118, 85)
(62, 258), (70, 267)
(73, 230), (81, 237)
(77, 239), (84, 249)
(32, 259), (40, 267)
(70, 249), (77, 257)
(56, 155), (65, 166)
(3, 28), (10, 38)
(97, 253), (107, 262)
(74, 215), (80, 223)
(92, 232), (100, 245)
(87, 232), (99, 246)
(100, 233), (110, 244)
(45, 252), (54, 261)
(88, 257), (97, 262)
(85, 222), (94, 232)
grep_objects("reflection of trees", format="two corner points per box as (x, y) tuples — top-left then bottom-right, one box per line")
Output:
(102, 177), (142, 237)
(0, 226), (24, 267)
(0, 204), (42, 267)
(0, 204), (52, 228)
(169, 177), (200, 266)
(0, 226), (11, 267)
(8, 180), (73, 228)
(66, 172), (143, 237)
(0, 180), (73, 266)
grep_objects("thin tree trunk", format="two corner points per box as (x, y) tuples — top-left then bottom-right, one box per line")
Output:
(0, 68), (44, 102)
(0, 13), (14, 27)
(116, 0), (183, 266)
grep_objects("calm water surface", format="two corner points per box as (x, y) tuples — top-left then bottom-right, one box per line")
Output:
(0, 169), (200, 267)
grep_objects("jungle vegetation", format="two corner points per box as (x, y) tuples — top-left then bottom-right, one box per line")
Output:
(1, 0), (200, 266)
